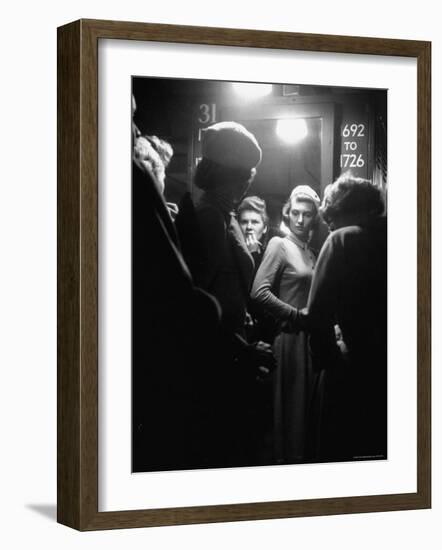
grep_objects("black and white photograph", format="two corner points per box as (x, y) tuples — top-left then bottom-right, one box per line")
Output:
(131, 76), (388, 472)
(2, 0), (435, 542)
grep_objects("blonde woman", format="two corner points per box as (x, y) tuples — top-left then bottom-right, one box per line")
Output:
(252, 185), (320, 463)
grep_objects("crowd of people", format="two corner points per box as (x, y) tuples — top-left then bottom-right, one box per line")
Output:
(132, 108), (387, 470)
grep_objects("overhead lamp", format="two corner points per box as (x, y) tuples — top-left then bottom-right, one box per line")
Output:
(232, 82), (272, 100)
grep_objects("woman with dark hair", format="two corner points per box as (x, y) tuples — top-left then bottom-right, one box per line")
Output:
(307, 173), (387, 462)
(251, 185), (320, 463)
(192, 123), (262, 352)
(187, 121), (275, 466)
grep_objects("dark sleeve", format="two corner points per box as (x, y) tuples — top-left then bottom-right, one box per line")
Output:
(251, 237), (295, 321)
(307, 233), (342, 370)
(194, 206), (226, 290)
(133, 161), (220, 322)
(308, 234), (341, 324)
(133, 160), (192, 306)
(193, 206), (255, 360)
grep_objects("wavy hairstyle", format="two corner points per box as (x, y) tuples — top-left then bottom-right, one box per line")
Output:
(320, 172), (385, 227)
(237, 195), (269, 226)
(281, 186), (320, 229)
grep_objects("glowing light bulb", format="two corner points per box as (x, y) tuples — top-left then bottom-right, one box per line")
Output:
(276, 118), (308, 144)
(232, 82), (272, 99)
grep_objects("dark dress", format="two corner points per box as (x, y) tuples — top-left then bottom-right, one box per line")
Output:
(307, 216), (387, 462)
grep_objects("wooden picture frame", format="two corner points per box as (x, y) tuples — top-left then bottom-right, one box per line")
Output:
(57, 18), (431, 530)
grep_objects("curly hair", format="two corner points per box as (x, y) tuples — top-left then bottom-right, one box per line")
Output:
(320, 173), (385, 226)
(144, 135), (173, 167)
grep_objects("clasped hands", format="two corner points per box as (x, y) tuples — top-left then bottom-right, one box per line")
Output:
(281, 306), (309, 333)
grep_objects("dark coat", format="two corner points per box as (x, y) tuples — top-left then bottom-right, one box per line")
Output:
(194, 202), (254, 337)
(132, 160), (221, 471)
(307, 216), (387, 462)
(176, 192), (255, 351)
(177, 192), (278, 466)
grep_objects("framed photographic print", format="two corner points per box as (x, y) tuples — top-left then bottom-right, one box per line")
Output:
(57, 19), (431, 530)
